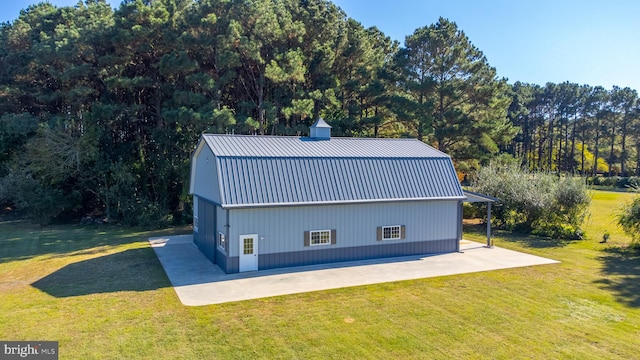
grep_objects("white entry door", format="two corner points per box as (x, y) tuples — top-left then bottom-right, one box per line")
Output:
(239, 234), (258, 272)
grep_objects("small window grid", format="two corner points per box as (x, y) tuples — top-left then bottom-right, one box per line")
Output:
(243, 237), (254, 254)
(383, 225), (401, 240)
(310, 230), (331, 246)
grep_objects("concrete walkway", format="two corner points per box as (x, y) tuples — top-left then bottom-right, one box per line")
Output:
(149, 235), (559, 306)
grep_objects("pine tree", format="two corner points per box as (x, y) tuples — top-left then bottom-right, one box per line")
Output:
(393, 18), (515, 167)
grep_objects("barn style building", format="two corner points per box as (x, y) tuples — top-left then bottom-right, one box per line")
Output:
(189, 119), (468, 273)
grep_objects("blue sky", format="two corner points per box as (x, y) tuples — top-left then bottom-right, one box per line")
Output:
(2, 0), (639, 91)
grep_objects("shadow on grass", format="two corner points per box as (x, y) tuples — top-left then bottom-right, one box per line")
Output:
(0, 219), (189, 263)
(595, 246), (640, 308)
(31, 248), (170, 297)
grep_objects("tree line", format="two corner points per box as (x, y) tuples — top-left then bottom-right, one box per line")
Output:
(0, 0), (637, 225)
(508, 82), (639, 176)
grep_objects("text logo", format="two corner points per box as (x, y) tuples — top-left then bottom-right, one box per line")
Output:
(1, 341), (58, 359)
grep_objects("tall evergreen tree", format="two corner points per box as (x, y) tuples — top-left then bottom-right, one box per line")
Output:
(609, 86), (637, 175)
(394, 18), (515, 167)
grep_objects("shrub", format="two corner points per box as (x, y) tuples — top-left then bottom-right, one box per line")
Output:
(0, 169), (72, 226)
(587, 176), (640, 189)
(462, 202), (483, 219)
(553, 176), (591, 228)
(472, 164), (590, 239)
(618, 196), (640, 243)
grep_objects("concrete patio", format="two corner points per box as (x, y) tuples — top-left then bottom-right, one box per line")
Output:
(149, 235), (559, 306)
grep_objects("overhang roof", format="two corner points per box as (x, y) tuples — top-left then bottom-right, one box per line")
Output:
(463, 190), (499, 203)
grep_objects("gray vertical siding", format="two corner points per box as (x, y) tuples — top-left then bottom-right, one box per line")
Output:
(259, 239), (456, 270)
(205, 200), (459, 273)
(221, 208), (232, 257)
(231, 200), (458, 255)
(194, 197), (218, 265)
(192, 145), (221, 204)
(215, 206), (230, 272)
(195, 199), (241, 274)
(194, 196), (206, 253)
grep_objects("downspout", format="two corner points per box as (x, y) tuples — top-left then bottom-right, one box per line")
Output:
(225, 209), (230, 242)
(225, 209), (231, 272)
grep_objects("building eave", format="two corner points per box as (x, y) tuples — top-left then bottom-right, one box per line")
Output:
(220, 196), (467, 209)
(463, 190), (500, 203)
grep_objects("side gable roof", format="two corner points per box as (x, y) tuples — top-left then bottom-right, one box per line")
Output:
(195, 134), (464, 208)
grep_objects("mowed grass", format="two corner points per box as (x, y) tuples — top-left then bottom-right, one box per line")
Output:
(1, 190), (639, 359)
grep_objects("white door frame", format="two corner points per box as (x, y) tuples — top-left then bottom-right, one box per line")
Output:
(238, 234), (258, 272)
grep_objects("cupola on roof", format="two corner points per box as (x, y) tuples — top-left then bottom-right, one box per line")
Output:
(309, 118), (331, 140)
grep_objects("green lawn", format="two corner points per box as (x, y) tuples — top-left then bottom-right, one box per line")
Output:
(1, 190), (639, 359)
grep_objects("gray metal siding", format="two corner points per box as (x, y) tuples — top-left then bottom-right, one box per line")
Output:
(194, 196), (204, 250)
(259, 239), (456, 270)
(214, 249), (237, 274)
(229, 200), (458, 255)
(195, 197), (217, 264)
(193, 196), (204, 249)
(192, 144), (221, 203)
(225, 208), (237, 258)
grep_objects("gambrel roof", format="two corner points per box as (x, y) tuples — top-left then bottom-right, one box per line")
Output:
(191, 134), (465, 208)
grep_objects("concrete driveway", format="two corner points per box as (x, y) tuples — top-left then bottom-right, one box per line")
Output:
(149, 235), (559, 306)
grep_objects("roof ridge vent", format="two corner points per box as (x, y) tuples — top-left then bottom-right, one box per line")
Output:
(309, 118), (331, 140)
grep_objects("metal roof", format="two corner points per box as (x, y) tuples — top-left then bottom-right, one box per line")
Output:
(202, 134), (449, 158)
(463, 190), (499, 203)
(197, 134), (464, 208)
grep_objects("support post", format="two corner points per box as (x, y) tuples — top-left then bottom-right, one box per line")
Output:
(486, 202), (492, 247)
(456, 201), (462, 252)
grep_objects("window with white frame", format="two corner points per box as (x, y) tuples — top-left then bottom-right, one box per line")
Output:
(382, 225), (402, 240)
(310, 230), (331, 246)
(218, 232), (226, 250)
